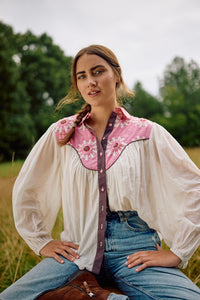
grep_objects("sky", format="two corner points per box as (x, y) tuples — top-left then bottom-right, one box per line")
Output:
(1, 0), (200, 96)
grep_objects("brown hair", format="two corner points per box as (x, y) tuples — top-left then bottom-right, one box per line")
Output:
(57, 45), (134, 144)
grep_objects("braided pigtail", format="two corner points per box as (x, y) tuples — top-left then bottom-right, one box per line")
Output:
(58, 104), (91, 146)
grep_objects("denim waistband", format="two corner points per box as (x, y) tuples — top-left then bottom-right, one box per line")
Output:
(106, 210), (138, 221)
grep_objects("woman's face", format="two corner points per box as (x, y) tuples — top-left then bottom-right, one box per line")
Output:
(76, 54), (118, 109)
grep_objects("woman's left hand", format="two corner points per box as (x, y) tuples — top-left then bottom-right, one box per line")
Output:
(125, 244), (181, 272)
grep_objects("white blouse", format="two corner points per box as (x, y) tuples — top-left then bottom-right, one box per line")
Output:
(13, 108), (200, 273)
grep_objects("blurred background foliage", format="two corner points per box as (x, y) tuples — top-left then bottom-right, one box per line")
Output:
(0, 21), (200, 162)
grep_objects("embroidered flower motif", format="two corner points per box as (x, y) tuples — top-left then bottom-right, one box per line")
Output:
(55, 118), (75, 133)
(84, 146), (90, 151)
(130, 117), (150, 128)
(106, 137), (126, 157)
(78, 122), (87, 131)
(77, 139), (97, 161)
(114, 116), (130, 128)
(55, 117), (76, 143)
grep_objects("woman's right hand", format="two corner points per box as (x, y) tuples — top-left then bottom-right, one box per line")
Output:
(40, 240), (80, 264)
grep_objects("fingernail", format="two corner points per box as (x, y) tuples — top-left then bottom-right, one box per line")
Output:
(61, 260), (64, 264)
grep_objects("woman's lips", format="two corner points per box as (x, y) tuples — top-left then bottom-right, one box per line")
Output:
(88, 90), (100, 97)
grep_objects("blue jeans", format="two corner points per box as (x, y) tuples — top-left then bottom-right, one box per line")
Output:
(101, 211), (200, 299)
(1, 211), (200, 300)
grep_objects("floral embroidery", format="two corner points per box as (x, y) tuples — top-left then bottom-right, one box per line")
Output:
(59, 118), (75, 130)
(114, 116), (130, 128)
(130, 117), (150, 128)
(55, 107), (152, 170)
(77, 139), (97, 161)
(78, 122), (87, 131)
(106, 137), (126, 157)
(55, 117), (76, 143)
(84, 146), (90, 151)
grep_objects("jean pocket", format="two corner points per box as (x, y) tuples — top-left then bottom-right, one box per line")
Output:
(126, 215), (155, 232)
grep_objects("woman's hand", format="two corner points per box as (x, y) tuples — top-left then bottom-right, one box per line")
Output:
(125, 244), (181, 272)
(40, 240), (80, 264)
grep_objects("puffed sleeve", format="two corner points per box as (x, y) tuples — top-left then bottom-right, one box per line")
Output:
(147, 123), (200, 268)
(12, 123), (62, 255)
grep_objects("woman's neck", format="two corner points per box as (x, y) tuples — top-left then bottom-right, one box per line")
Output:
(87, 105), (117, 141)
(90, 103), (118, 124)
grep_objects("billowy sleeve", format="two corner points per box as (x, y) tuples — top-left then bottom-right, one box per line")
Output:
(147, 123), (200, 268)
(13, 123), (62, 255)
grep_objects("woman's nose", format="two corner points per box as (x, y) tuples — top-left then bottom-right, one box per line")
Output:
(88, 76), (97, 87)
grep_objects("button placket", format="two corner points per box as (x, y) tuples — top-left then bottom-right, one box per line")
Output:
(92, 138), (108, 273)
(101, 186), (105, 192)
(92, 112), (118, 274)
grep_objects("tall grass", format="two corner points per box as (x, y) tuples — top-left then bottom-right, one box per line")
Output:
(0, 160), (24, 178)
(184, 147), (200, 168)
(0, 150), (200, 292)
(0, 161), (63, 292)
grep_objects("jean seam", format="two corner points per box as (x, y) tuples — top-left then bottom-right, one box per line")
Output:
(114, 276), (162, 300)
(125, 220), (155, 233)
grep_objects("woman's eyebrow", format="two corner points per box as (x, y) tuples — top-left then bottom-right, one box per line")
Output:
(76, 70), (85, 76)
(76, 65), (105, 76)
(91, 64), (105, 71)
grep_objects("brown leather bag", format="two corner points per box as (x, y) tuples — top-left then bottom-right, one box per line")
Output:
(35, 270), (112, 299)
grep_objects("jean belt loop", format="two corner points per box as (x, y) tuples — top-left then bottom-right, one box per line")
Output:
(117, 211), (126, 223)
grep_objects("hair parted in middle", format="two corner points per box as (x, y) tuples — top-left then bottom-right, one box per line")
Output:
(57, 44), (134, 145)
(58, 44), (134, 108)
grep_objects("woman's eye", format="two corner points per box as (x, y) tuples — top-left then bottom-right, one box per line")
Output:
(77, 75), (85, 80)
(95, 70), (103, 75)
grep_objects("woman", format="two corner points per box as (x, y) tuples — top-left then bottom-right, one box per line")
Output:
(1, 45), (200, 300)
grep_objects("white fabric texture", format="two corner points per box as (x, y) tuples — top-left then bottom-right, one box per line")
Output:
(13, 112), (200, 271)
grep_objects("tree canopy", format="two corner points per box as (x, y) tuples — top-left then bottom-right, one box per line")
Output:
(159, 57), (200, 146)
(0, 21), (200, 161)
(0, 21), (82, 161)
(124, 81), (163, 121)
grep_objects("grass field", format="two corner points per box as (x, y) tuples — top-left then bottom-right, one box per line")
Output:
(0, 148), (200, 292)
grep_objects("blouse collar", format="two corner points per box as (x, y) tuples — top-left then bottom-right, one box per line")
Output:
(81, 106), (131, 125)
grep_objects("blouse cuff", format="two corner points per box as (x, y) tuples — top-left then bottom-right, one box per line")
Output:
(27, 237), (54, 256)
(170, 247), (188, 269)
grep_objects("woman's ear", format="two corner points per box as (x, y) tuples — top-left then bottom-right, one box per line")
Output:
(116, 67), (121, 87)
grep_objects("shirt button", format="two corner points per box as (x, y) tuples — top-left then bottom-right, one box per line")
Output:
(101, 205), (104, 211)
(100, 169), (103, 173)
(99, 152), (103, 156)
(109, 123), (113, 127)
(101, 186), (105, 192)
(100, 224), (103, 229)
(102, 136), (106, 140)
(100, 241), (103, 247)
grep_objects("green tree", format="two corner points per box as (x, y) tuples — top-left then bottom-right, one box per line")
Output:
(159, 57), (200, 146)
(0, 22), (34, 161)
(124, 81), (163, 121)
(0, 21), (79, 161)
(14, 30), (74, 139)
